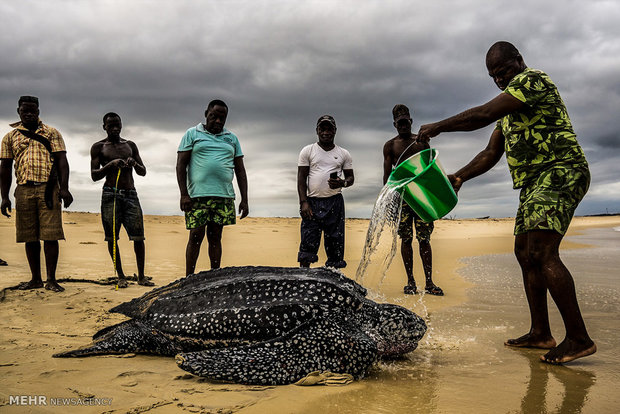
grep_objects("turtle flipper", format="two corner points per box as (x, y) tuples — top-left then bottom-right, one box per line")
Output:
(176, 314), (378, 385)
(53, 320), (185, 357)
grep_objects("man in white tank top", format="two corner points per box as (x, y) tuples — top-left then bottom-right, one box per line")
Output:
(297, 115), (354, 268)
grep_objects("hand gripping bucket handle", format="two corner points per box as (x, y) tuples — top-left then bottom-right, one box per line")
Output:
(387, 148), (458, 222)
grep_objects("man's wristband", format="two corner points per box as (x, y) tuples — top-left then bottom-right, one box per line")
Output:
(343, 180), (348, 188)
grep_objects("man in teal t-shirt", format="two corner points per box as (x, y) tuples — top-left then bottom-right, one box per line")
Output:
(417, 41), (595, 365)
(176, 99), (249, 275)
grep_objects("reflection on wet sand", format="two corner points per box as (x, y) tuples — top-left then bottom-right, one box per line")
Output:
(299, 352), (441, 414)
(518, 353), (595, 414)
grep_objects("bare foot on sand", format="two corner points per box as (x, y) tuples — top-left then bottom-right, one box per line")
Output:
(117, 278), (129, 288)
(505, 333), (557, 349)
(17, 280), (44, 290)
(45, 281), (65, 292)
(540, 339), (597, 364)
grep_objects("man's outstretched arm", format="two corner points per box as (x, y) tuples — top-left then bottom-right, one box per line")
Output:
(449, 129), (506, 193)
(418, 93), (524, 142)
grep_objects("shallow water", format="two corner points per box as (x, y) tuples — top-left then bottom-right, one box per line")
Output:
(302, 226), (620, 414)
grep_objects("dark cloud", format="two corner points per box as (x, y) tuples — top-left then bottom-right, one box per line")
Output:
(2, 0), (619, 218)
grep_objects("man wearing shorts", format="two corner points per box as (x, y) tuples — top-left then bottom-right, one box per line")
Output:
(90, 112), (153, 288)
(417, 41), (596, 364)
(176, 99), (248, 275)
(383, 104), (442, 295)
(298, 115), (354, 268)
(1, 96), (73, 292)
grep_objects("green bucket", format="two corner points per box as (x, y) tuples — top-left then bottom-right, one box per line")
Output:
(388, 148), (458, 222)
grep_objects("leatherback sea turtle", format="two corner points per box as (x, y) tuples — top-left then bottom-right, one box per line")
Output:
(54, 266), (426, 385)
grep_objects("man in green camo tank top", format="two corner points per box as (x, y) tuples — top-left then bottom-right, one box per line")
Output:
(417, 41), (596, 365)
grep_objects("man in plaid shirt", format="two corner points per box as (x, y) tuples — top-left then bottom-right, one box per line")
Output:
(1, 96), (73, 292)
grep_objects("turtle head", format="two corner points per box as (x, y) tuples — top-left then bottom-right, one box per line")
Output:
(359, 302), (427, 358)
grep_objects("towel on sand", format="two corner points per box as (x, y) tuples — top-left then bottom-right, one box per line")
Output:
(294, 371), (354, 386)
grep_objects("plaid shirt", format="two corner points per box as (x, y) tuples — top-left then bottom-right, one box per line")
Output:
(0, 120), (66, 185)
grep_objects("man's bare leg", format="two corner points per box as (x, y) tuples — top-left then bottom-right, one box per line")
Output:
(419, 239), (442, 295)
(206, 223), (223, 269)
(20, 241), (44, 289)
(186, 226), (206, 275)
(505, 233), (556, 349)
(133, 240), (153, 286)
(43, 240), (64, 292)
(401, 239), (417, 294)
(529, 231), (596, 363)
(107, 240), (128, 288)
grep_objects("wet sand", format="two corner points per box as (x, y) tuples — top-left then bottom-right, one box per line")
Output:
(1, 213), (619, 413)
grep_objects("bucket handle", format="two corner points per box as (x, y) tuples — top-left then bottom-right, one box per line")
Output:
(388, 147), (438, 190)
(393, 140), (423, 171)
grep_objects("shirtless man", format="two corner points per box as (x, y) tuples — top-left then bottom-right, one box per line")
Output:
(383, 104), (442, 296)
(90, 112), (153, 287)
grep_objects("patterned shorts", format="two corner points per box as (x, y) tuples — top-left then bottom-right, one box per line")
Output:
(185, 197), (236, 229)
(514, 164), (590, 235)
(398, 203), (434, 242)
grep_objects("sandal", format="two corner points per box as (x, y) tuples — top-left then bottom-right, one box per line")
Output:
(424, 286), (444, 296)
(403, 284), (418, 295)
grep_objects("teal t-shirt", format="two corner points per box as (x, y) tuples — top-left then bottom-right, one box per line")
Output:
(178, 123), (243, 198)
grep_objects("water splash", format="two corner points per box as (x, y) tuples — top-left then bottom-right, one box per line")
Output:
(355, 180), (409, 287)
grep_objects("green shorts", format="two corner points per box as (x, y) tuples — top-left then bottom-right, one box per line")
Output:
(398, 203), (434, 242)
(185, 197), (236, 230)
(514, 164), (590, 236)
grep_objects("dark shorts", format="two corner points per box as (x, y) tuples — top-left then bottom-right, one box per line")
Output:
(101, 187), (145, 241)
(14, 184), (64, 242)
(185, 197), (236, 230)
(398, 203), (434, 242)
(298, 194), (347, 268)
(514, 164), (590, 235)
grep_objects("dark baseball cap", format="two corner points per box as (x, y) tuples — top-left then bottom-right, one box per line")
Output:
(316, 115), (336, 128)
(18, 96), (39, 107)
(392, 104), (411, 122)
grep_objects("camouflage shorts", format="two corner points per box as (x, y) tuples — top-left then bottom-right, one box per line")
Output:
(514, 164), (590, 236)
(398, 203), (434, 242)
(185, 197), (236, 229)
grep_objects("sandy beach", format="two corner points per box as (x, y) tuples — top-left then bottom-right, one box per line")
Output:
(1, 213), (619, 413)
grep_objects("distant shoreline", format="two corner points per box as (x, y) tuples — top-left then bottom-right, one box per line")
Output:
(58, 211), (620, 220)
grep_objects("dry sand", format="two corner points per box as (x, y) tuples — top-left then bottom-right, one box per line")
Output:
(1, 213), (619, 413)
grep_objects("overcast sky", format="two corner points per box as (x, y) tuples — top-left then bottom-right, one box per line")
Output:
(1, 0), (619, 219)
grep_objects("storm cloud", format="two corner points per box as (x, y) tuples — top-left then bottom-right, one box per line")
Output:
(2, 0), (619, 218)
